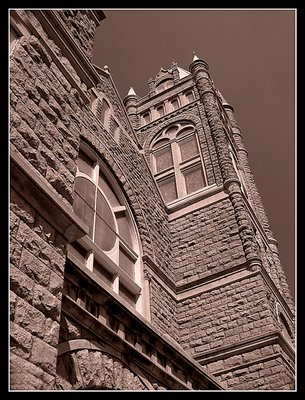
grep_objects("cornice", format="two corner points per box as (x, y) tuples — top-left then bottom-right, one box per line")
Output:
(33, 10), (101, 88)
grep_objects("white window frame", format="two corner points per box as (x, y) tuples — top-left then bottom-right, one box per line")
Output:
(151, 123), (207, 203)
(68, 144), (144, 313)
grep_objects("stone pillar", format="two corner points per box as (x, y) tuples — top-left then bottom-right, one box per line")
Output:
(123, 91), (139, 128)
(189, 57), (260, 265)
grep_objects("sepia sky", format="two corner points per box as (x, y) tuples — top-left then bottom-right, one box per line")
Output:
(92, 9), (296, 296)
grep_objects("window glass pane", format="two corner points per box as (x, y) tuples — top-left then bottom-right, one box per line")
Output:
(155, 147), (173, 172)
(186, 91), (194, 102)
(77, 150), (94, 177)
(156, 106), (164, 117)
(93, 260), (113, 287)
(74, 177), (95, 208)
(165, 125), (178, 136)
(117, 214), (133, 247)
(119, 283), (136, 307)
(171, 99), (179, 110)
(143, 112), (150, 124)
(152, 138), (170, 150)
(179, 135), (199, 161)
(184, 166), (205, 194)
(96, 191), (116, 229)
(94, 214), (117, 251)
(176, 127), (194, 138)
(73, 193), (94, 238)
(119, 246), (135, 278)
(98, 99), (110, 126)
(158, 178), (177, 203)
(98, 172), (120, 207)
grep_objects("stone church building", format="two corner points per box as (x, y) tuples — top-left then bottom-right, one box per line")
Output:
(9, 10), (295, 391)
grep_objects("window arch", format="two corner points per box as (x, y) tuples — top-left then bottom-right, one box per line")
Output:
(142, 111), (151, 125)
(156, 105), (165, 118)
(156, 78), (174, 93)
(150, 122), (207, 204)
(93, 97), (111, 129)
(170, 98), (180, 111)
(185, 91), (194, 103)
(69, 145), (143, 311)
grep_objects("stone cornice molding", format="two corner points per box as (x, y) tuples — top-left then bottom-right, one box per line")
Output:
(61, 283), (223, 390)
(194, 330), (295, 368)
(33, 10), (102, 89)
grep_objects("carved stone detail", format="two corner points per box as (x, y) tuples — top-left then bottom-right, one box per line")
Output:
(190, 60), (259, 263)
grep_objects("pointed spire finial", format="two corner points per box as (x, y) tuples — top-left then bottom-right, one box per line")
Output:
(103, 65), (110, 73)
(127, 86), (137, 96)
(192, 50), (199, 61)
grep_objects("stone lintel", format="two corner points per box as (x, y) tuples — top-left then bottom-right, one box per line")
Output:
(10, 148), (88, 242)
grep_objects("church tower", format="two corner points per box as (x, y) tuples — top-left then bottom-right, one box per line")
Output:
(124, 54), (295, 390)
(10, 9), (294, 391)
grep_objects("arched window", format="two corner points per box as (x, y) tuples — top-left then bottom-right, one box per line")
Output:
(156, 105), (165, 118)
(156, 78), (174, 93)
(170, 98), (179, 111)
(185, 91), (194, 103)
(142, 111), (151, 125)
(151, 122), (207, 204)
(69, 146), (143, 311)
(111, 119), (120, 143)
(94, 98), (110, 129)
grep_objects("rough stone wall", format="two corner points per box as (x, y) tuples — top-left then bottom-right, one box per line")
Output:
(209, 344), (294, 390)
(149, 279), (178, 342)
(56, 10), (102, 61)
(178, 274), (277, 355)
(170, 198), (245, 286)
(177, 273), (294, 390)
(10, 32), (82, 207)
(10, 189), (66, 389)
(9, 10), (92, 389)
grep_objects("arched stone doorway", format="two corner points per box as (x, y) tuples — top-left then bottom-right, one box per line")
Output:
(55, 340), (156, 390)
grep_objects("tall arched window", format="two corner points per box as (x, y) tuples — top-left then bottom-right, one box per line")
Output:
(69, 145), (143, 311)
(95, 98), (110, 129)
(156, 105), (165, 118)
(142, 111), (151, 125)
(151, 122), (207, 204)
(185, 91), (194, 103)
(170, 98), (179, 111)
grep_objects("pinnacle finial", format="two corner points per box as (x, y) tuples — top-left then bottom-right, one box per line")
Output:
(127, 86), (137, 96)
(192, 50), (199, 61)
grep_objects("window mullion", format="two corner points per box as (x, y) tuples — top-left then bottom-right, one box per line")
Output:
(172, 142), (185, 197)
(87, 251), (94, 272)
(92, 162), (99, 242)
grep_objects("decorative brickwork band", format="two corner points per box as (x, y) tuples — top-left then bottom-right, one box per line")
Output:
(190, 58), (260, 264)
